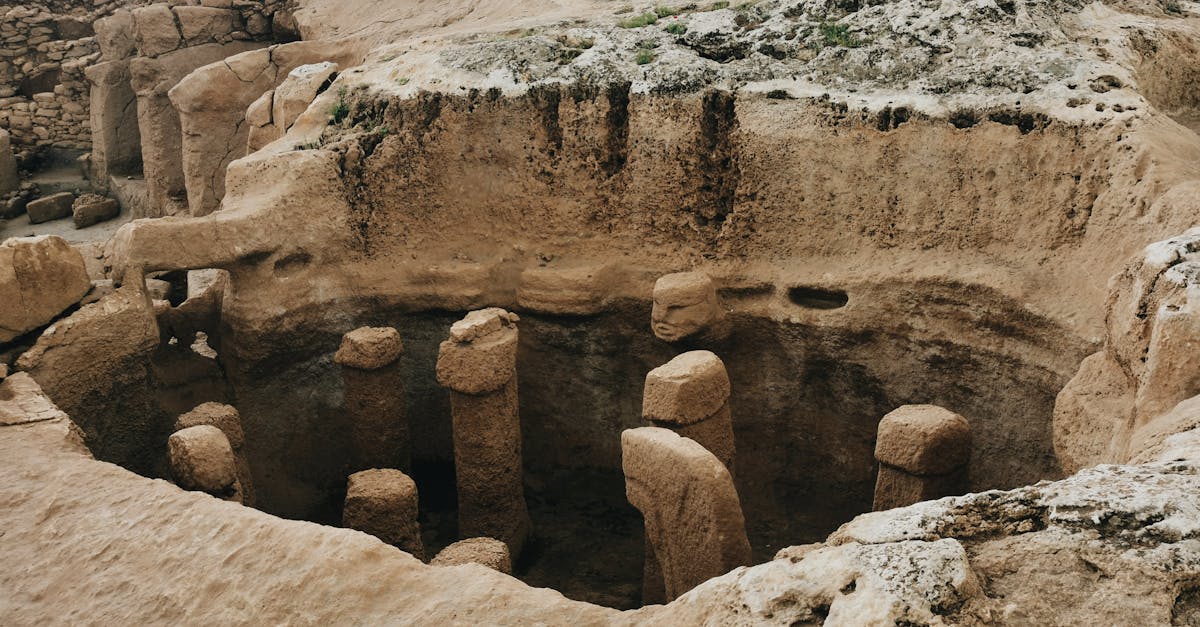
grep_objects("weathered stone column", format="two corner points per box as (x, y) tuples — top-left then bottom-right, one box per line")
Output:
(640, 350), (736, 604)
(431, 537), (512, 574)
(175, 402), (254, 506)
(436, 308), (530, 558)
(168, 425), (242, 503)
(343, 468), (424, 560)
(873, 405), (971, 511)
(622, 427), (751, 602)
(335, 327), (409, 473)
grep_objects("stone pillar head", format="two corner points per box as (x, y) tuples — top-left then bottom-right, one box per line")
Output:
(874, 404), (971, 476)
(651, 272), (726, 343)
(642, 351), (731, 426)
(435, 308), (519, 395)
(335, 326), (404, 370)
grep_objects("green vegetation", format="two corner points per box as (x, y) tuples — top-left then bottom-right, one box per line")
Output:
(618, 12), (659, 27)
(817, 21), (861, 47)
(1165, 0), (1182, 13)
(704, 1), (730, 9)
(655, 5), (684, 17)
(329, 87), (349, 124)
(664, 22), (687, 35)
(396, 77), (410, 85)
(295, 141), (321, 151)
(635, 48), (657, 64)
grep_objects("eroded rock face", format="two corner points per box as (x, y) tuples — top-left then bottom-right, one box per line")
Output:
(1056, 228), (1200, 472)
(0, 129), (18, 196)
(0, 236), (90, 344)
(16, 278), (162, 473)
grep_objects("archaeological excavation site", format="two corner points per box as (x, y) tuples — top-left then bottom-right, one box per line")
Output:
(3, 0), (1200, 624)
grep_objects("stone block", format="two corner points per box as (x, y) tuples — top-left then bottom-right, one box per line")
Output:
(0, 235), (90, 343)
(168, 425), (238, 495)
(175, 402), (244, 449)
(26, 191), (74, 224)
(131, 5), (181, 57)
(431, 537), (512, 574)
(874, 405), (971, 475)
(334, 326), (403, 370)
(343, 468), (423, 559)
(72, 193), (120, 228)
(642, 351), (731, 425)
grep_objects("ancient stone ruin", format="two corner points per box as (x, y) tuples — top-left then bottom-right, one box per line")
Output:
(3, 0), (1200, 624)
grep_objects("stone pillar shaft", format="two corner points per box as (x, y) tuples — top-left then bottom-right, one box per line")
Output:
(437, 308), (530, 558)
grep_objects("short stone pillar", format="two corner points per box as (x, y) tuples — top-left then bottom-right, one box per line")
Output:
(651, 272), (728, 344)
(168, 425), (242, 503)
(643, 350), (735, 469)
(873, 405), (971, 511)
(335, 327), (409, 472)
(343, 468), (424, 560)
(622, 427), (751, 602)
(436, 308), (531, 558)
(431, 537), (512, 574)
(175, 402), (254, 506)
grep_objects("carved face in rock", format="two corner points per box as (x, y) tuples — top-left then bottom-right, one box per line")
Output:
(651, 272), (724, 343)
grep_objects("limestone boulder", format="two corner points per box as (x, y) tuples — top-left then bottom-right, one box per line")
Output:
(1053, 351), (1135, 473)
(0, 236), (90, 344)
(16, 278), (163, 473)
(174, 7), (242, 46)
(73, 194), (121, 229)
(272, 62), (339, 133)
(168, 425), (239, 496)
(26, 192), (75, 224)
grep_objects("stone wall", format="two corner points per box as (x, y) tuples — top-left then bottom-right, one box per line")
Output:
(0, 4), (110, 164)
(0, 0), (296, 168)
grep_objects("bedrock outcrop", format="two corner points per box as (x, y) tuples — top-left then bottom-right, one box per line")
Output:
(2, 402), (1199, 625)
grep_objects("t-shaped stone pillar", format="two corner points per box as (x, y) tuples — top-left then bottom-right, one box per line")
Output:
(640, 350), (736, 604)
(622, 427), (751, 602)
(873, 405), (971, 511)
(436, 308), (530, 558)
(343, 468), (424, 560)
(335, 327), (409, 473)
(168, 425), (242, 503)
(651, 272), (728, 344)
(175, 402), (254, 506)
